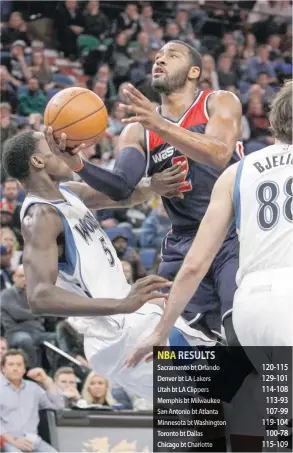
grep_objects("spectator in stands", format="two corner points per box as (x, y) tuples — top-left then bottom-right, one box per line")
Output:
(8, 41), (31, 84)
(0, 228), (21, 271)
(0, 337), (8, 362)
(139, 3), (158, 34)
(92, 81), (107, 103)
(107, 101), (125, 136)
(267, 34), (282, 61)
(109, 31), (133, 87)
(140, 199), (171, 250)
(149, 25), (164, 49)
(18, 77), (47, 116)
(28, 52), (54, 89)
(217, 53), (238, 89)
(113, 2), (141, 39)
(55, 0), (85, 58)
(82, 371), (116, 406)
(246, 45), (277, 84)
(164, 21), (180, 41)
(0, 103), (17, 146)
(131, 31), (151, 63)
(1, 265), (56, 368)
(0, 68), (18, 113)
(175, 8), (194, 42)
(83, 0), (109, 39)
(243, 32), (257, 62)
(257, 72), (275, 105)
(201, 55), (220, 91)
(56, 318), (90, 369)
(1, 12), (30, 48)
(245, 96), (273, 154)
(0, 245), (13, 291)
(0, 179), (21, 216)
(121, 260), (134, 284)
(1, 349), (64, 452)
(54, 367), (82, 406)
(90, 64), (116, 100)
(112, 232), (146, 280)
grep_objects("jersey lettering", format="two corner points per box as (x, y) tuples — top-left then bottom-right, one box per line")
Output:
(99, 237), (115, 267)
(171, 156), (193, 193)
(74, 212), (100, 245)
(152, 146), (175, 163)
(256, 177), (293, 230)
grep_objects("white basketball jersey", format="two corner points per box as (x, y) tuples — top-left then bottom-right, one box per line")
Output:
(20, 185), (131, 333)
(234, 143), (293, 286)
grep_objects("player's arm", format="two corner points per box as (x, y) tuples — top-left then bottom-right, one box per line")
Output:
(64, 164), (185, 210)
(121, 85), (242, 169)
(22, 204), (171, 317)
(45, 125), (147, 202)
(126, 165), (237, 366)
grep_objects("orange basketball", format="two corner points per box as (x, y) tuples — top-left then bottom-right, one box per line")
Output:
(44, 87), (108, 148)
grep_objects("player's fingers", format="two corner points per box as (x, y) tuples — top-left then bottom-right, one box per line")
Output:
(45, 126), (54, 145)
(144, 282), (173, 295)
(167, 163), (185, 175)
(145, 353), (154, 362)
(138, 275), (171, 286)
(122, 89), (143, 105)
(166, 171), (186, 183)
(59, 133), (67, 151)
(119, 103), (138, 113)
(73, 143), (86, 154)
(167, 181), (188, 189)
(121, 117), (139, 124)
(126, 83), (145, 100)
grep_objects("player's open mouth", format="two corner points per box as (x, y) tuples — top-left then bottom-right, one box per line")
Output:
(153, 67), (165, 77)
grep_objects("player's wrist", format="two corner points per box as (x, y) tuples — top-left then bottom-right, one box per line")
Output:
(72, 156), (85, 173)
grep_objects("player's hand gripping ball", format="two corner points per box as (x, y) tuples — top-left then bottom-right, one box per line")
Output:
(44, 87), (108, 148)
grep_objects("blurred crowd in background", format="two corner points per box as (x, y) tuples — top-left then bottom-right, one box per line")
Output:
(0, 0), (292, 432)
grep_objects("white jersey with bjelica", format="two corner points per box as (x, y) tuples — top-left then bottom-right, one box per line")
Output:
(20, 185), (131, 336)
(233, 143), (293, 286)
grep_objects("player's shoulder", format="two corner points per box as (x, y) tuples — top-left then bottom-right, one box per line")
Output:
(120, 122), (145, 144)
(22, 203), (63, 239)
(208, 90), (242, 111)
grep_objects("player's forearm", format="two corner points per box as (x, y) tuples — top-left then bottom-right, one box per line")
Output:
(154, 263), (205, 339)
(28, 283), (127, 317)
(122, 177), (154, 207)
(155, 120), (228, 169)
(76, 147), (146, 201)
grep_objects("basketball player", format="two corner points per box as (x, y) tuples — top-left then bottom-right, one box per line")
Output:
(52, 40), (243, 339)
(126, 80), (293, 366)
(2, 131), (216, 400)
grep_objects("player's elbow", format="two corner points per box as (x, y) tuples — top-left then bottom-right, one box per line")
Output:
(28, 283), (52, 314)
(213, 144), (231, 170)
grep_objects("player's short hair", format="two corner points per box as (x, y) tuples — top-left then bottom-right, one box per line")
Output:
(2, 131), (39, 181)
(269, 80), (292, 144)
(168, 40), (202, 79)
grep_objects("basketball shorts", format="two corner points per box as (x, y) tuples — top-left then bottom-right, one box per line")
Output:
(83, 303), (216, 401)
(159, 230), (239, 333)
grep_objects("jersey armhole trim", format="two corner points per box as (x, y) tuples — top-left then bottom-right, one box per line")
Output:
(60, 185), (82, 201)
(233, 158), (245, 231)
(204, 91), (214, 122)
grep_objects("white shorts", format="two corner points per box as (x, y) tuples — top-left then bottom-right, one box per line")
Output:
(233, 267), (293, 348)
(82, 303), (216, 401)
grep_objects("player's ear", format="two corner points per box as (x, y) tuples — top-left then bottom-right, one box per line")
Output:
(30, 154), (45, 170)
(189, 66), (200, 81)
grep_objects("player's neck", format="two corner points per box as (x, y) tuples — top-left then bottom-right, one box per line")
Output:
(160, 87), (199, 121)
(25, 174), (63, 201)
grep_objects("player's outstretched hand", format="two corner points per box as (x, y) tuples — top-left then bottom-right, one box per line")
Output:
(125, 332), (168, 368)
(44, 126), (85, 170)
(120, 84), (165, 132)
(151, 163), (187, 199)
(123, 275), (172, 314)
